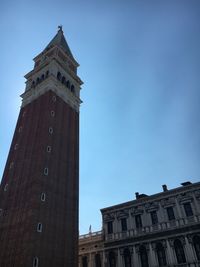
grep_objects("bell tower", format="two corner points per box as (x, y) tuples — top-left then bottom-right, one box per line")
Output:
(0, 27), (83, 267)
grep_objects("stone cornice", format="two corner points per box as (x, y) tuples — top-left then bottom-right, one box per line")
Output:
(21, 75), (82, 112)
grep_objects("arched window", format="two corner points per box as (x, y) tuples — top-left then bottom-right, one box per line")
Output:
(66, 80), (70, 88)
(61, 76), (66, 84)
(174, 239), (186, 264)
(193, 235), (200, 261)
(36, 77), (40, 84)
(32, 81), (35, 88)
(41, 74), (45, 80)
(139, 245), (149, 267)
(57, 72), (61, 80)
(82, 256), (88, 267)
(156, 243), (167, 266)
(124, 248), (131, 267)
(95, 253), (101, 267)
(33, 257), (39, 267)
(46, 70), (49, 77)
(108, 251), (116, 267)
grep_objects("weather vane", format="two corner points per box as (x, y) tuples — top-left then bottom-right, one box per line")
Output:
(58, 25), (63, 31)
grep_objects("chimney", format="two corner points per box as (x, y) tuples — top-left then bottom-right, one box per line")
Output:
(135, 192), (139, 199)
(162, 184), (168, 192)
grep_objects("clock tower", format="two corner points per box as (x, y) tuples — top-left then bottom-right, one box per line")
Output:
(0, 27), (82, 267)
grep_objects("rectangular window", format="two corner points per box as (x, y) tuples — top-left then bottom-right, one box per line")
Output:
(121, 218), (127, 231)
(135, 214), (142, 228)
(82, 256), (88, 267)
(150, 211), (158, 225)
(107, 221), (113, 234)
(167, 207), (175, 221)
(184, 202), (193, 217)
(37, 223), (42, 232)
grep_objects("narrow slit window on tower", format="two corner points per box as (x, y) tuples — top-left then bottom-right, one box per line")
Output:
(14, 144), (19, 150)
(49, 127), (53, 134)
(33, 257), (39, 267)
(41, 193), (46, 202)
(37, 223), (42, 232)
(18, 126), (23, 132)
(9, 162), (14, 169)
(46, 146), (51, 153)
(50, 110), (55, 117)
(4, 184), (8, 192)
(44, 167), (48, 176)
(46, 70), (49, 78)
(52, 95), (56, 102)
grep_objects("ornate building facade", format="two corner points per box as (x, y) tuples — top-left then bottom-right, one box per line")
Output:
(0, 27), (82, 267)
(79, 181), (200, 267)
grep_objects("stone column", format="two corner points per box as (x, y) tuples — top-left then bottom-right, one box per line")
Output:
(89, 252), (92, 267)
(134, 245), (141, 267)
(118, 248), (123, 267)
(166, 239), (176, 265)
(150, 243), (158, 267)
(102, 251), (106, 267)
(175, 198), (182, 219)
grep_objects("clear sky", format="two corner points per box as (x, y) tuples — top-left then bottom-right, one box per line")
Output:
(0, 0), (200, 235)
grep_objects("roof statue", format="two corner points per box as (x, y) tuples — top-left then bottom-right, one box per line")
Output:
(44, 25), (74, 60)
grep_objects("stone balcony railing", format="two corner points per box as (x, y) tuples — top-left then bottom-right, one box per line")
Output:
(79, 230), (103, 244)
(105, 214), (200, 242)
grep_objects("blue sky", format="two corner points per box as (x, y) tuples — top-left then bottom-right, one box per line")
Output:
(0, 0), (200, 234)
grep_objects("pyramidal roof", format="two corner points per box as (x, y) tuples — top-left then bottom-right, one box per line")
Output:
(44, 26), (74, 60)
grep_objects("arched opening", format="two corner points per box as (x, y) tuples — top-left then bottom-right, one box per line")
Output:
(139, 245), (149, 267)
(174, 239), (186, 264)
(36, 77), (40, 84)
(124, 248), (131, 267)
(45, 70), (49, 77)
(66, 80), (70, 88)
(193, 235), (200, 261)
(61, 76), (66, 84)
(71, 84), (75, 93)
(41, 74), (45, 80)
(31, 81), (35, 87)
(156, 243), (167, 266)
(57, 72), (61, 80)
(95, 253), (101, 267)
(108, 251), (116, 267)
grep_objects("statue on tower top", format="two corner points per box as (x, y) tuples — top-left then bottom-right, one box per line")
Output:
(58, 25), (63, 32)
